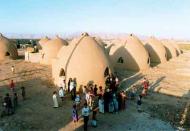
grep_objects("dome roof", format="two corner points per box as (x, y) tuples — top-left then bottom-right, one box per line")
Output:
(109, 34), (150, 71)
(38, 36), (50, 49)
(41, 36), (68, 65)
(162, 40), (177, 60)
(0, 34), (18, 60)
(94, 37), (107, 48)
(52, 33), (113, 89)
(170, 41), (181, 56)
(145, 37), (167, 64)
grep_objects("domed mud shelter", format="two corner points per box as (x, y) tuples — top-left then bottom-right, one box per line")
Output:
(171, 41), (181, 56)
(40, 36), (68, 65)
(37, 36), (50, 50)
(162, 40), (177, 60)
(109, 34), (150, 71)
(52, 33), (113, 91)
(145, 37), (167, 64)
(0, 34), (18, 60)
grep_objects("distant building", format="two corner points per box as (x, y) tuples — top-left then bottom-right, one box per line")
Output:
(109, 34), (150, 71)
(25, 36), (68, 65)
(145, 37), (167, 64)
(0, 33), (18, 60)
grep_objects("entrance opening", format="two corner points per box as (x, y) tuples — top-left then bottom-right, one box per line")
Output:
(59, 68), (65, 77)
(117, 57), (124, 63)
(147, 57), (150, 64)
(5, 52), (10, 56)
(104, 67), (109, 77)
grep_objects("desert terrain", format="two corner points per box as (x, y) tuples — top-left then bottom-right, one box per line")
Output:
(0, 48), (190, 131)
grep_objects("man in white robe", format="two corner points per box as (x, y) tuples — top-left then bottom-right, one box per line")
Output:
(53, 91), (59, 108)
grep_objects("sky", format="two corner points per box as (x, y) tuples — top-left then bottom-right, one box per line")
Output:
(0, 0), (190, 39)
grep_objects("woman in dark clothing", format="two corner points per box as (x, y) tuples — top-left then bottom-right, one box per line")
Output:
(13, 93), (18, 110)
(108, 90), (114, 113)
(4, 93), (13, 115)
(93, 84), (98, 96)
(118, 92), (122, 111)
(68, 78), (72, 92)
(103, 89), (110, 112)
(21, 86), (26, 100)
(73, 78), (77, 100)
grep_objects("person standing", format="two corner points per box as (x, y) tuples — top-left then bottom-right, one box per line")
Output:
(113, 93), (118, 113)
(9, 80), (15, 92)
(21, 86), (26, 100)
(98, 96), (104, 113)
(137, 95), (142, 112)
(108, 90), (114, 113)
(13, 93), (18, 111)
(72, 104), (79, 128)
(68, 78), (72, 92)
(119, 91), (126, 110)
(104, 89), (110, 112)
(75, 94), (81, 108)
(11, 66), (15, 74)
(70, 79), (75, 100)
(53, 91), (59, 108)
(59, 79), (66, 92)
(85, 92), (90, 107)
(98, 86), (104, 97)
(142, 78), (149, 96)
(63, 80), (66, 91)
(91, 110), (97, 127)
(58, 87), (64, 102)
(73, 78), (77, 100)
(82, 103), (90, 131)
(4, 93), (13, 115)
(93, 85), (98, 96)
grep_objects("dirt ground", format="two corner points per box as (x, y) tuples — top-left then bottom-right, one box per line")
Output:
(0, 50), (190, 131)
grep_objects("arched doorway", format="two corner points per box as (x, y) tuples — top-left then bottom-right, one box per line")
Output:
(59, 68), (65, 77)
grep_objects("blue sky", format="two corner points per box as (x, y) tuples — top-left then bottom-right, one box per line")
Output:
(0, 0), (190, 39)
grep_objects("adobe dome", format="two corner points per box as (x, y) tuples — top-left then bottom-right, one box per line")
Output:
(145, 37), (167, 64)
(94, 37), (107, 48)
(162, 41), (177, 60)
(171, 41), (181, 56)
(109, 34), (150, 71)
(52, 33), (113, 90)
(37, 36), (50, 49)
(40, 36), (68, 65)
(0, 34), (18, 60)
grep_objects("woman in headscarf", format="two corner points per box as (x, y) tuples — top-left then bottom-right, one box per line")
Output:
(52, 91), (59, 108)
(98, 95), (104, 113)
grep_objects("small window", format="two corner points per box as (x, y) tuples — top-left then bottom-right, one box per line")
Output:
(104, 67), (109, 77)
(59, 68), (65, 77)
(117, 57), (124, 63)
(5, 52), (10, 56)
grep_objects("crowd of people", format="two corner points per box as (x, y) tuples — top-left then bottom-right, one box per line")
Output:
(1, 65), (150, 131)
(1, 80), (26, 117)
(51, 74), (151, 131)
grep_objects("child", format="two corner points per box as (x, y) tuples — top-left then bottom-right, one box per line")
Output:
(75, 94), (81, 108)
(91, 110), (97, 127)
(137, 95), (142, 112)
(72, 104), (79, 126)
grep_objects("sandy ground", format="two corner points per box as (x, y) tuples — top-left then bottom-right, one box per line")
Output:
(0, 50), (190, 131)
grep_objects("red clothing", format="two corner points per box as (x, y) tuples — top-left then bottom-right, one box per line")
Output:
(143, 81), (149, 90)
(10, 81), (15, 89)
